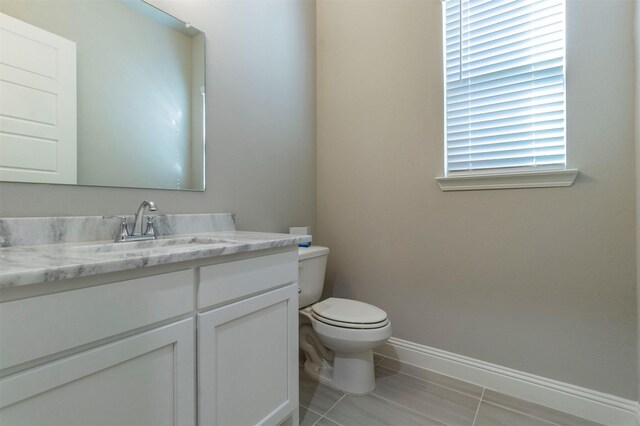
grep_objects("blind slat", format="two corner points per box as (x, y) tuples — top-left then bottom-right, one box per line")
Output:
(448, 137), (564, 155)
(446, 26), (563, 68)
(447, 118), (564, 139)
(447, 154), (565, 172)
(447, 86), (564, 113)
(447, 128), (563, 144)
(447, 110), (564, 133)
(445, 1), (562, 44)
(448, 151), (566, 164)
(448, 107), (564, 129)
(447, 66), (562, 96)
(446, 47), (563, 79)
(447, 75), (563, 105)
(446, 57), (561, 83)
(448, 130), (563, 147)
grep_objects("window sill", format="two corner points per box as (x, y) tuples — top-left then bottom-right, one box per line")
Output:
(435, 169), (579, 192)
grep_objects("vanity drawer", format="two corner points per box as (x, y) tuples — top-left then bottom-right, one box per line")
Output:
(198, 250), (298, 309)
(0, 269), (194, 371)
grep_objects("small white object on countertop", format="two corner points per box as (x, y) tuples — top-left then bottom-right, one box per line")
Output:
(289, 226), (311, 236)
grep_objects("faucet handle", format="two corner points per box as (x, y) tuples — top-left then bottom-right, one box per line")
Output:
(116, 216), (130, 242)
(144, 216), (156, 238)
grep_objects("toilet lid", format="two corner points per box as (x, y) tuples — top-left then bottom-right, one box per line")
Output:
(311, 312), (390, 329)
(312, 298), (388, 325)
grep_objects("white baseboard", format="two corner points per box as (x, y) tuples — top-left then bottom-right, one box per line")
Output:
(376, 337), (639, 426)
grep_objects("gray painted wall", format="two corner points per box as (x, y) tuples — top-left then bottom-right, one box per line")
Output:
(317, 0), (637, 399)
(633, 0), (640, 400)
(0, 0), (317, 234)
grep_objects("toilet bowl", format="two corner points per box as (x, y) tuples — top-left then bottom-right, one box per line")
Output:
(298, 246), (392, 395)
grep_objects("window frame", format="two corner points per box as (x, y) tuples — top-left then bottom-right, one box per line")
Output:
(436, 0), (578, 191)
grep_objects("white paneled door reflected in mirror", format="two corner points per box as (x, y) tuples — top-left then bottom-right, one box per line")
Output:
(0, 0), (206, 191)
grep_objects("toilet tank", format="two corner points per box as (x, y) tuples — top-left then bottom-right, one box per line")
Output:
(298, 246), (330, 308)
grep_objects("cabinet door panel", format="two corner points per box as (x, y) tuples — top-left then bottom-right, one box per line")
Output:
(198, 251), (297, 309)
(0, 318), (195, 426)
(199, 284), (298, 426)
(0, 269), (193, 371)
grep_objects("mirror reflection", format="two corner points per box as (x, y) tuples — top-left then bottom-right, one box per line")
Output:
(0, 0), (205, 191)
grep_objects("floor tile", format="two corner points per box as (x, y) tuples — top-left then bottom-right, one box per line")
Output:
(482, 389), (603, 426)
(299, 405), (322, 426)
(373, 353), (384, 365)
(377, 357), (483, 398)
(325, 394), (447, 426)
(315, 417), (342, 426)
(299, 366), (345, 415)
(474, 402), (555, 426)
(372, 365), (480, 426)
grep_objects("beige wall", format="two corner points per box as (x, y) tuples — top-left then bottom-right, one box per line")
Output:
(317, 0), (637, 399)
(0, 0), (317, 233)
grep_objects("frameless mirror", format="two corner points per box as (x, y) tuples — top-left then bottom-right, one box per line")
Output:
(0, 0), (205, 191)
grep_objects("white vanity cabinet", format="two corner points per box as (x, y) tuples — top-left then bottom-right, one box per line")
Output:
(0, 246), (300, 426)
(197, 251), (299, 426)
(0, 269), (196, 426)
(0, 319), (195, 426)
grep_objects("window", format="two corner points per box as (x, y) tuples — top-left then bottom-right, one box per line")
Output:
(437, 0), (577, 191)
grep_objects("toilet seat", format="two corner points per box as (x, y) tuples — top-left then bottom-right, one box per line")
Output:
(309, 312), (393, 351)
(311, 312), (389, 329)
(311, 298), (389, 329)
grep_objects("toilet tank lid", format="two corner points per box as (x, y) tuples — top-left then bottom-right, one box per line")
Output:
(298, 246), (330, 260)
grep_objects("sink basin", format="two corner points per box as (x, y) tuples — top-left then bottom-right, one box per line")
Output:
(68, 236), (236, 256)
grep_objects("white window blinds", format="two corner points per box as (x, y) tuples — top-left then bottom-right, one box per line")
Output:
(444, 0), (566, 174)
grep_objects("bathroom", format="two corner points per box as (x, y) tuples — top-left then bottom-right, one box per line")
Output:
(0, 0), (637, 425)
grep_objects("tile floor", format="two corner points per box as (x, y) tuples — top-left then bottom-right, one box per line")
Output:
(298, 354), (602, 426)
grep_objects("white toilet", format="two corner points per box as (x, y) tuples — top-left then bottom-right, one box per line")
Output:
(298, 246), (392, 395)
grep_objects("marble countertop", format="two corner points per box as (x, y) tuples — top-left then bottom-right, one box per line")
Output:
(0, 213), (313, 288)
(0, 230), (311, 289)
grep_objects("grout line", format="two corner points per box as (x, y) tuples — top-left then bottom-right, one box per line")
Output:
(376, 356), (484, 396)
(380, 364), (584, 426)
(471, 387), (485, 426)
(476, 388), (592, 425)
(377, 360), (595, 426)
(376, 363), (483, 401)
(479, 401), (567, 426)
(374, 354), (386, 366)
(368, 392), (454, 425)
(312, 394), (346, 426)
(325, 394), (347, 416)
(309, 414), (322, 426)
(301, 404), (325, 418)
(472, 389), (580, 426)
(378, 358), (601, 425)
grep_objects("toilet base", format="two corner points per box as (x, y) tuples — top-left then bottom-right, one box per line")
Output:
(303, 350), (376, 395)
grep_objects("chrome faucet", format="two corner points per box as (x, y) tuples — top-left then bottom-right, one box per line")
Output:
(131, 200), (157, 237)
(111, 201), (158, 242)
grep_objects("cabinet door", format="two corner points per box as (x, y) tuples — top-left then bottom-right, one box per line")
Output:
(0, 318), (195, 426)
(198, 284), (298, 426)
(1, 269), (193, 371)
